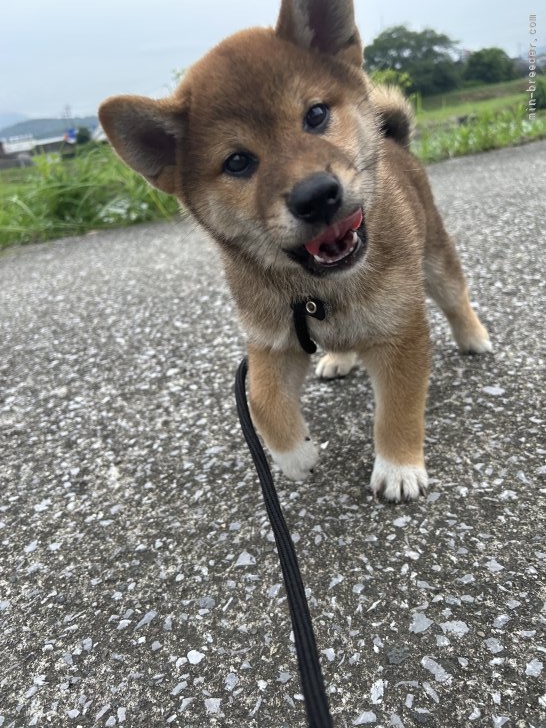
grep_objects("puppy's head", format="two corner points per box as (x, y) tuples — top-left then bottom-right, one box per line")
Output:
(99, 0), (380, 277)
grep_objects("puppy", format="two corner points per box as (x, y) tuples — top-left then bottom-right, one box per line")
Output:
(99, 0), (491, 502)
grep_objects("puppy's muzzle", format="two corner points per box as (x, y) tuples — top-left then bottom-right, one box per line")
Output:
(288, 173), (342, 225)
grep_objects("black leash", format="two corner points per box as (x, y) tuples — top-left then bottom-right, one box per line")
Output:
(234, 299), (333, 728)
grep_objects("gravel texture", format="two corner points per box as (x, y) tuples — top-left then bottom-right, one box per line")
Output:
(1, 141), (545, 727)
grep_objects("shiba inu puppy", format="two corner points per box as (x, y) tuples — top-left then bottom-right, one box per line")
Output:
(99, 0), (491, 502)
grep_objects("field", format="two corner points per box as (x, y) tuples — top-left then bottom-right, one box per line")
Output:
(420, 78), (527, 110)
(1, 79), (545, 248)
(416, 79), (531, 131)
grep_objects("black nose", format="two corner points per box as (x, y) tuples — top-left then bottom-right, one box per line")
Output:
(288, 173), (342, 225)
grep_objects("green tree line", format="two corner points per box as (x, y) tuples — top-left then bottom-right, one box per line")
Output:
(364, 25), (536, 96)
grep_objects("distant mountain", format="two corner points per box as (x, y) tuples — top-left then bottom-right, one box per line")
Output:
(0, 112), (28, 131)
(0, 116), (98, 140)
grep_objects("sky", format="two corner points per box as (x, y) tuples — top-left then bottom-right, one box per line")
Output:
(0, 0), (540, 120)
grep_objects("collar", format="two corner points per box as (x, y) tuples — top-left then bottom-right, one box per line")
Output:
(291, 299), (327, 354)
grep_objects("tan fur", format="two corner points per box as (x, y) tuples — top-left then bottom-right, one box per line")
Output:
(99, 0), (491, 501)
(247, 345), (311, 452)
(369, 85), (415, 147)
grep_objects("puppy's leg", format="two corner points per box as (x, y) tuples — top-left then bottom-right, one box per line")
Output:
(360, 324), (430, 502)
(425, 231), (491, 354)
(316, 351), (358, 379)
(247, 344), (317, 481)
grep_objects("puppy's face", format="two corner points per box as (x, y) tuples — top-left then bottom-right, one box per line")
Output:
(179, 29), (379, 277)
(99, 1), (379, 277)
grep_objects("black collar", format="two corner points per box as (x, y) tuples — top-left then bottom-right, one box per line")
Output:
(291, 299), (326, 354)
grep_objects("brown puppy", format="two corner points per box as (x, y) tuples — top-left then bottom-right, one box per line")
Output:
(99, 0), (491, 501)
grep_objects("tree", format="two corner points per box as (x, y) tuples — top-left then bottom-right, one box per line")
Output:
(410, 60), (462, 96)
(464, 48), (516, 84)
(364, 25), (460, 95)
(370, 69), (413, 93)
(364, 25), (458, 71)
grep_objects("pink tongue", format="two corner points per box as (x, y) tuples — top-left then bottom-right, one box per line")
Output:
(303, 209), (363, 257)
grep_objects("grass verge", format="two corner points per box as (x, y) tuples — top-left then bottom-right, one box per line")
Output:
(0, 145), (179, 249)
(413, 105), (546, 163)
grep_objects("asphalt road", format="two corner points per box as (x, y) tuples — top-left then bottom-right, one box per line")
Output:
(1, 141), (545, 728)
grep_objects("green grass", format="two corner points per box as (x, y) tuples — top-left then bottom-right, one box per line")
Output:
(0, 82), (545, 248)
(416, 93), (527, 130)
(413, 105), (546, 163)
(420, 78), (527, 110)
(0, 144), (179, 249)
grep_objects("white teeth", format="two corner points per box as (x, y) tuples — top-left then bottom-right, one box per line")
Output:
(312, 231), (358, 265)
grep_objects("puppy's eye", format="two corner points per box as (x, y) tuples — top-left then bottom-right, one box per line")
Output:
(304, 103), (330, 132)
(223, 152), (258, 177)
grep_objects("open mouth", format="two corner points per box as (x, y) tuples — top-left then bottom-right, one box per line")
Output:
(285, 208), (366, 275)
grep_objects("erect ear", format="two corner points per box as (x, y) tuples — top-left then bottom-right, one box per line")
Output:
(98, 95), (184, 195)
(276, 0), (362, 66)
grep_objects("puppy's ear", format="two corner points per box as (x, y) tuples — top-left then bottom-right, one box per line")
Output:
(98, 96), (183, 195)
(276, 0), (362, 66)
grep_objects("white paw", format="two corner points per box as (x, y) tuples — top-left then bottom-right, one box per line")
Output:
(370, 455), (428, 502)
(459, 334), (493, 355)
(315, 352), (357, 379)
(270, 439), (319, 481)
(455, 324), (493, 354)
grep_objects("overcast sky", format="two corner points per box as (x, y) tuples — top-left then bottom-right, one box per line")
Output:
(1, 0), (539, 119)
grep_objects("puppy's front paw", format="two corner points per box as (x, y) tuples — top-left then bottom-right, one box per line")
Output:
(271, 439), (319, 481)
(454, 320), (492, 355)
(370, 455), (428, 502)
(315, 352), (357, 379)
